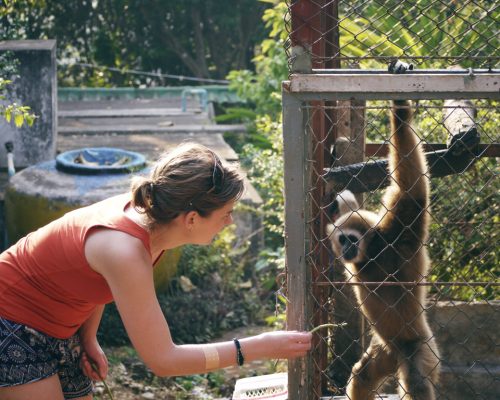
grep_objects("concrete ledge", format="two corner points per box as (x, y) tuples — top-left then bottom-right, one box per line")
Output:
(58, 108), (204, 118)
(58, 124), (247, 135)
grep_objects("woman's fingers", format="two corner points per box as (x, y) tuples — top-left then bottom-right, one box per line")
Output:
(95, 352), (109, 379)
(290, 332), (312, 356)
(261, 330), (312, 359)
(81, 351), (105, 381)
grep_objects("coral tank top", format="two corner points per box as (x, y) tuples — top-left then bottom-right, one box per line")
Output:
(0, 193), (152, 339)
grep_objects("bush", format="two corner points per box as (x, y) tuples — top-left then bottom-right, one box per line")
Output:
(428, 158), (499, 300)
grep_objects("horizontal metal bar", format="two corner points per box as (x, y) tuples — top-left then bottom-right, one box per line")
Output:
(365, 143), (500, 158)
(313, 281), (499, 287)
(312, 69), (500, 75)
(325, 148), (480, 194)
(284, 73), (500, 100)
(58, 108), (198, 118)
(317, 55), (500, 61)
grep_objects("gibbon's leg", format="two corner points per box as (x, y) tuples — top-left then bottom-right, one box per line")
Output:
(426, 336), (441, 387)
(346, 335), (398, 400)
(397, 338), (440, 400)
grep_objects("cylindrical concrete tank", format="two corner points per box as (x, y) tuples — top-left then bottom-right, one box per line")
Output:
(5, 147), (180, 291)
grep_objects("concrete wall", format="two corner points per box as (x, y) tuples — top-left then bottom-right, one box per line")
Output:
(429, 300), (500, 399)
(0, 40), (57, 168)
(378, 300), (500, 399)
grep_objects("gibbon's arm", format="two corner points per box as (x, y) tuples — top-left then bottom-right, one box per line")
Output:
(380, 100), (430, 236)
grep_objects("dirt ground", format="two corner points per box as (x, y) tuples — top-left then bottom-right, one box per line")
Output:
(93, 325), (286, 400)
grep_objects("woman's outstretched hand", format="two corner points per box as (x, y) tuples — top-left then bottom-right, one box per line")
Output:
(249, 330), (312, 361)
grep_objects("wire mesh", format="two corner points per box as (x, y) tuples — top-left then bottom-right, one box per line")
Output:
(284, 99), (499, 399)
(282, 2), (498, 398)
(284, 0), (499, 71)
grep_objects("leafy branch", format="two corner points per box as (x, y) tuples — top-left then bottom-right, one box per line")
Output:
(0, 77), (37, 127)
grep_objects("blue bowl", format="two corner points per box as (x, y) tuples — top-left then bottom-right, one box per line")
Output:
(56, 147), (147, 175)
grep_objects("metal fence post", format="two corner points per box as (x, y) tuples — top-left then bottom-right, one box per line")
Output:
(283, 87), (314, 400)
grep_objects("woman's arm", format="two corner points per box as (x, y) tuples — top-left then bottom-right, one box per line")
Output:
(85, 229), (312, 377)
(79, 304), (105, 341)
(78, 304), (108, 380)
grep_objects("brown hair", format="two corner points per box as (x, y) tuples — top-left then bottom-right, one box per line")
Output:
(131, 143), (244, 228)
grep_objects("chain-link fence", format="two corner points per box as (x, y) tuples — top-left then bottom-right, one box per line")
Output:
(284, 0), (498, 70)
(282, 1), (499, 399)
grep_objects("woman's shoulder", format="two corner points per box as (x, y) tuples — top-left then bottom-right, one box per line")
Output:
(84, 228), (152, 275)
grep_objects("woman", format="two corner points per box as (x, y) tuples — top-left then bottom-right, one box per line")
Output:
(0, 143), (312, 400)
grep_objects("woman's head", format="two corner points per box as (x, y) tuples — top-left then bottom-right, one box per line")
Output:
(131, 143), (245, 228)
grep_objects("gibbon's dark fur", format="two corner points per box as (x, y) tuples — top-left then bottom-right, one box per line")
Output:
(327, 100), (440, 400)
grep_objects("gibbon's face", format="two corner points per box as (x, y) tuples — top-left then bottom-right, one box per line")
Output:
(337, 229), (362, 261)
(328, 210), (377, 264)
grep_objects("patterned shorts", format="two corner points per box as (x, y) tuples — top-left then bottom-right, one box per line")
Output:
(0, 317), (93, 399)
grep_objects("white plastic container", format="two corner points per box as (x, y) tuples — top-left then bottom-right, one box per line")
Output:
(232, 372), (288, 400)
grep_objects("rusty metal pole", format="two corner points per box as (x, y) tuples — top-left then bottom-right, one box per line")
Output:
(289, 1), (339, 397)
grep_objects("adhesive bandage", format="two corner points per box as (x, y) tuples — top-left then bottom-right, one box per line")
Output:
(203, 346), (220, 370)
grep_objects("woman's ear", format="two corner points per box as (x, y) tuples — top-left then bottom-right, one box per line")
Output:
(183, 210), (199, 231)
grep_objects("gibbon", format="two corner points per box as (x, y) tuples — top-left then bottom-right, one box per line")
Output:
(327, 100), (440, 400)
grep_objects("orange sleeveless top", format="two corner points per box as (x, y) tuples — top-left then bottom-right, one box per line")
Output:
(0, 193), (152, 339)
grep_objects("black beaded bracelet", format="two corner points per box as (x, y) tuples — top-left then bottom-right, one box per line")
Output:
(233, 338), (245, 366)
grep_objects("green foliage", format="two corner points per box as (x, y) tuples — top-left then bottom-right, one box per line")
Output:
(97, 302), (129, 347)
(175, 227), (248, 288)
(171, 372), (233, 400)
(225, 1), (289, 309)
(161, 230), (262, 343)
(1, 0), (46, 39)
(2, 0), (272, 86)
(214, 107), (257, 124)
(240, 116), (285, 248)
(426, 101), (499, 300)
(226, 1), (287, 118)
(338, 0), (498, 68)
(1, 101), (36, 127)
(0, 77), (37, 127)
(0, 77), (36, 128)
(226, 38), (287, 118)
(224, 0), (289, 293)
(429, 157), (499, 300)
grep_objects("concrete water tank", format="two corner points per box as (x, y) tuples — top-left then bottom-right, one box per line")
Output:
(5, 147), (180, 291)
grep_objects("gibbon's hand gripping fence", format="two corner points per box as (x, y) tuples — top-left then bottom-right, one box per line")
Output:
(281, 1), (499, 400)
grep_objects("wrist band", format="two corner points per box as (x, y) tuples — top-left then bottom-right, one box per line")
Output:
(233, 338), (245, 366)
(203, 346), (220, 370)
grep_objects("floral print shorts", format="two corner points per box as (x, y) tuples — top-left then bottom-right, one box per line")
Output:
(0, 317), (92, 399)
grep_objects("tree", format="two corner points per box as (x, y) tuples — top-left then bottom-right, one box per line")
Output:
(225, 1), (289, 299)
(2, 0), (272, 86)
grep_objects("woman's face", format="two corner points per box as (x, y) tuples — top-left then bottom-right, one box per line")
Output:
(191, 200), (235, 245)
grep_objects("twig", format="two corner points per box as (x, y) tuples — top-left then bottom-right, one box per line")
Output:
(309, 323), (347, 334)
(90, 361), (114, 400)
